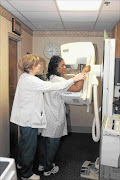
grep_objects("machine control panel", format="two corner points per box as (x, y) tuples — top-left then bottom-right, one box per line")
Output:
(103, 115), (120, 136)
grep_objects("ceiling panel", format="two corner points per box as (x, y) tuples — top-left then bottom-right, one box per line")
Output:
(60, 12), (99, 22)
(64, 22), (94, 31)
(94, 21), (116, 31)
(7, 0), (57, 12)
(7, 0), (54, 1)
(1, 0), (17, 11)
(21, 12), (61, 21)
(31, 21), (64, 30)
(98, 12), (120, 23)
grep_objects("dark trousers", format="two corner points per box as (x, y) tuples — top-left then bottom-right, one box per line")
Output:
(18, 126), (38, 178)
(38, 136), (60, 171)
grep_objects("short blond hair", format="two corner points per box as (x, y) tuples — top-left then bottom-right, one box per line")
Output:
(18, 54), (40, 72)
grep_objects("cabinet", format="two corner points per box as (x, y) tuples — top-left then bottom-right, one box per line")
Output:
(0, 157), (17, 180)
(100, 115), (120, 180)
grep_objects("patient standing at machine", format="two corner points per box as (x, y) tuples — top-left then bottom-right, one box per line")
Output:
(38, 55), (90, 176)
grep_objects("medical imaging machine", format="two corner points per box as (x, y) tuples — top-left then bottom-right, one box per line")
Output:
(60, 40), (120, 179)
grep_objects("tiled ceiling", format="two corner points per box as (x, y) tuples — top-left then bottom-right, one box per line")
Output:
(0, 0), (120, 31)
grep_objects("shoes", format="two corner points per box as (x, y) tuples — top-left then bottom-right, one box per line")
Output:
(17, 164), (22, 169)
(21, 173), (40, 180)
(38, 165), (44, 171)
(43, 164), (59, 176)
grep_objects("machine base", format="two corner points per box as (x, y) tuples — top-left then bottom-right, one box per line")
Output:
(80, 159), (99, 180)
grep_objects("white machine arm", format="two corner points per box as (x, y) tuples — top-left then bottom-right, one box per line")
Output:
(92, 75), (100, 142)
(91, 65), (102, 142)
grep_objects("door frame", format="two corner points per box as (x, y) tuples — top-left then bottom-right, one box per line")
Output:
(8, 33), (22, 142)
(8, 33), (22, 82)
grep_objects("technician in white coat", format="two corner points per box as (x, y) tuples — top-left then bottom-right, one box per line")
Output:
(10, 54), (86, 180)
(38, 56), (90, 176)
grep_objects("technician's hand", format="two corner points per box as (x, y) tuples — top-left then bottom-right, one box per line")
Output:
(72, 73), (86, 82)
(82, 65), (91, 73)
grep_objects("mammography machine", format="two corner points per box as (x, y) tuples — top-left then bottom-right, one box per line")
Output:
(60, 40), (120, 179)
(61, 42), (102, 143)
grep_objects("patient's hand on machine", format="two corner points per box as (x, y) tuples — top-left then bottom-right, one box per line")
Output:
(81, 65), (91, 73)
(68, 65), (90, 92)
(72, 73), (86, 82)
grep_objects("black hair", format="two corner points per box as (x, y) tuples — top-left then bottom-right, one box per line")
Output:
(47, 56), (63, 80)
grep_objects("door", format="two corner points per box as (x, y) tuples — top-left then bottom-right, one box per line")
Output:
(9, 38), (18, 154)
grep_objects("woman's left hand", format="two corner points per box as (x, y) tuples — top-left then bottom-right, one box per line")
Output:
(72, 73), (86, 82)
(82, 65), (91, 73)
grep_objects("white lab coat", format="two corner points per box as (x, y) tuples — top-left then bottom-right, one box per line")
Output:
(10, 73), (73, 128)
(41, 75), (70, 138)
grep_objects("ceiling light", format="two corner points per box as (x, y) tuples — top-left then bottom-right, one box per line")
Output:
(56, 0), (102, 11)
